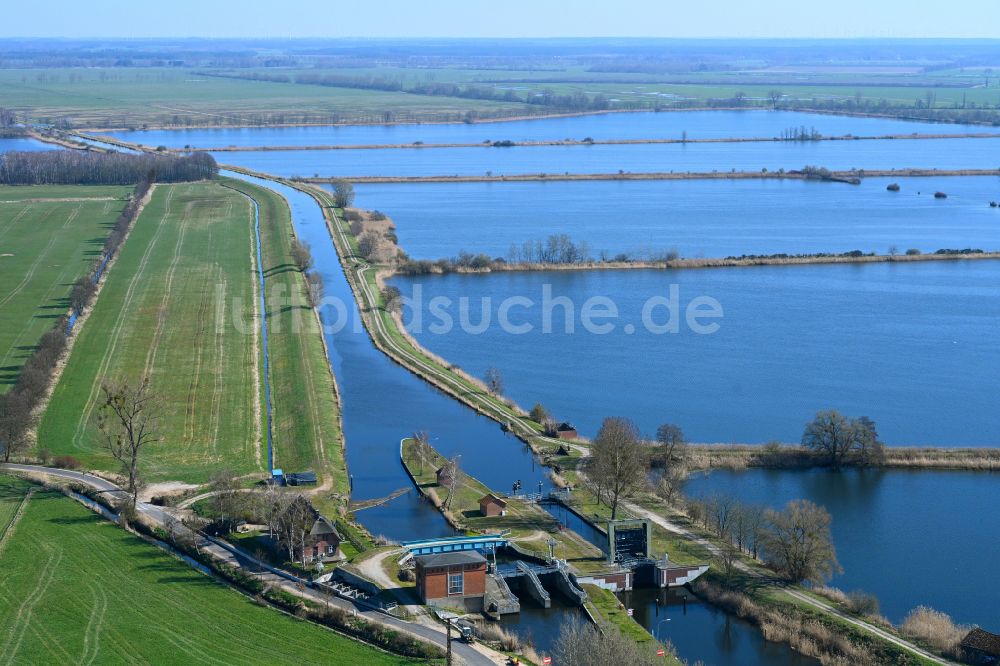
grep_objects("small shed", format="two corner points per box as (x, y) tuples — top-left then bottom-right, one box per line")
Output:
(270, 469), (286, 486)
(553, 423), (578, 440)
(287, 470), (318, 486)
(961, 628), (1000, 664)
(478, 493), (508, 517)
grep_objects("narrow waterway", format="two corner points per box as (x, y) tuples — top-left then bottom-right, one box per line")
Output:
(226, 172), (552, 541)
(226, 171), (819, 665)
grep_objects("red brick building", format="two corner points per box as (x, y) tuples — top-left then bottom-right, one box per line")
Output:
(552, 422), (578, 440)
(478, 493), (507, 517)
(414, 551), (488, 611)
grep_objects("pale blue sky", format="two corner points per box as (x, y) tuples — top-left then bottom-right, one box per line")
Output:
(3, 0), (1000, 39)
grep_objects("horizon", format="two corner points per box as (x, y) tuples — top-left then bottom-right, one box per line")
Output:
(4, 0), (1000, 40)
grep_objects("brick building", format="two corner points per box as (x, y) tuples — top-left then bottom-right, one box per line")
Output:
(414, 550), (488, 611)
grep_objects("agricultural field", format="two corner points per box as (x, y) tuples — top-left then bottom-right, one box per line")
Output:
(0, 479), (420, 665)
(0, 68), (531, 129)
(37, 182), (264, 482)
(0, 184), (131, 392)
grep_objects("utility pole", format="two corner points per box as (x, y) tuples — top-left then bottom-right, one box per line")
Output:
(446, 618), (452, 665)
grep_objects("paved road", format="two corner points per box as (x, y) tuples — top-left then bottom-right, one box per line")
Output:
(1, 463), (499, 666)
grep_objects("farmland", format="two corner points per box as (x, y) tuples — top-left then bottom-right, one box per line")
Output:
(0, 67), (531, 129)
(0, 479), (420, 665)
(37, 182), (264, 482)
(0, 184), (131, 392)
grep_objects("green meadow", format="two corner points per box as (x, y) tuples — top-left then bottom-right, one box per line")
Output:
(38, 182), (263, 482)
(0, 479), (419, 665)
(0, 184), (131, 392)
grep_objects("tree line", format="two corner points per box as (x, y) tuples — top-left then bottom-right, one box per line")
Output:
(569, 409), (893, 587)
(0, 150), (217, 185)
(1, 178), (150, 464)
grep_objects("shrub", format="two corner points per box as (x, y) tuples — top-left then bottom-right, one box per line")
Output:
(900, 606), (967, 653)
(52, 455), (82, 470)
(905, 248), (922, 256)
(845, 589), (880, 617)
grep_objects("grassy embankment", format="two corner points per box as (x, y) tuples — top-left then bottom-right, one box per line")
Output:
(399, 437), (601, 565)
(0, 185), (131, 392)
(185, 131), (1000, 151)
(0, 476), (422, 665)
(683, 443), (1000, 471)
(581, 584), (683, 665)
(221, 178), (348, 503)
(36, 180), (347, 499)
(306, 167), (1000, 184)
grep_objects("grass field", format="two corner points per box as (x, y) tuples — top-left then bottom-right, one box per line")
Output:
(0, 479), (419, 665)
(0, 68), (530, 129)
(223, 179), (348, 500)
(37, 182), (264, 482)
(0, 184), (131, 393)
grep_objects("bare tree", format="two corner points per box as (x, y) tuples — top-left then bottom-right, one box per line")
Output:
(411, 430), (430, 475)
(853, 416), (885, 466)
(801, 410), (854, 469)
(381, 285), (402, 314)
(762, 499), (841, 584)
(707, 493), (736, 540)
(653, 466), (685, 506)
(290, 239), (314, 272)
(442, 456), (461, 511)
(802, 410), (883, 469)
(553, 617), (672, 666)
(331, 179), (355, 208)
(274, 495), (314, 564)
(208, 468), (244, 527)
(0, 392), (32, 463)
(484, 367), (504, 396)
(95, 377), (159, 506)
(655, 422), (687, 467)
(588, 417), (647, 520)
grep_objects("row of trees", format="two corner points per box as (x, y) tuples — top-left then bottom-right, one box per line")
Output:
(0, 150), (217, 185)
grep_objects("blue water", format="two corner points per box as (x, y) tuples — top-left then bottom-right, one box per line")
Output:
(227, 173), (552, 542)
(352, 176), (1000, 260)
(683, 468), (1000, 626)
(104, 110), (993, 148)
(622, 587), (818, 666)
(209, 136), (1000, 178)
(391, 261), (1000, 446)
(0, 136), (57, 152)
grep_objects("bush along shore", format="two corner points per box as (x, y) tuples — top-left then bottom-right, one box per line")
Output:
(680, 443), (1000, 472)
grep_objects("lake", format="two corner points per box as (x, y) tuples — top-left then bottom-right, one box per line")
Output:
(683, 467), (1000, 626)
(105, 109), (995, 148)
(352, 176), (1000, 260)
(0, 136), (56, 152)
(390, 261), (1000, 446)
(208, 136), (1000, 177)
